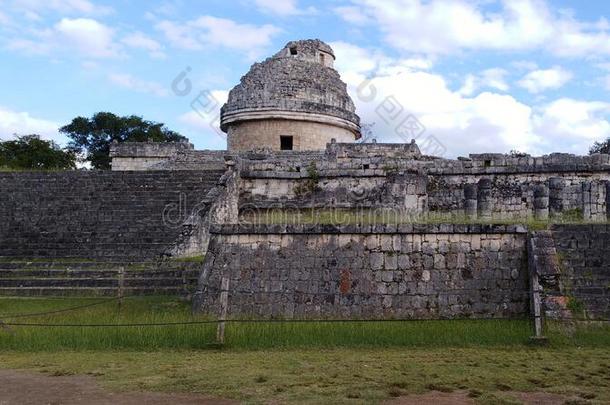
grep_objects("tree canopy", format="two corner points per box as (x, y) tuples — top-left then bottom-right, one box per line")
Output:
(0, 135), (76, 170)
(589, 138), (610, 155)
(60, 112), (187, 169)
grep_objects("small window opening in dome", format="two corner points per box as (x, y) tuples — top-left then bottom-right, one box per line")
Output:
(289, 47), (297, 56)
(319, 53), (325, 64)
(280, 135), (293, 151)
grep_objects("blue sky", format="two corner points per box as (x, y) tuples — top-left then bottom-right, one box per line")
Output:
(1, 0), (609, 158)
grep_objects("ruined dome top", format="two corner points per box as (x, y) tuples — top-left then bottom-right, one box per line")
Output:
(220, 39), (361, 137)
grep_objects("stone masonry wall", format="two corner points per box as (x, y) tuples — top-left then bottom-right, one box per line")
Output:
(110, 142), (194, 171)
(166, 168), (239, 258)
(228, 119), (355, 152)
(0, 170), (224, 260)
(238, 148), (610, 220)
(552, 224), (610, 319)
(427, 174), (609, 219)
(194, 224), (529, 319)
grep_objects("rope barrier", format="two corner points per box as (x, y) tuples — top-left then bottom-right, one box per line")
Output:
(2, 315), (608, 328)
(0, 317), (525, 328)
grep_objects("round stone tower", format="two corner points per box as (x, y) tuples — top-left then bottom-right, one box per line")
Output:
(220, 39), (361, 151)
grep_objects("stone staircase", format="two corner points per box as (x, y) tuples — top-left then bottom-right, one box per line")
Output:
(0, 170), (226, 261)
(0, 260), (201, 297)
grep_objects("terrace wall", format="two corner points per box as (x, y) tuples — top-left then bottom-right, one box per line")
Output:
(194, 224), (530, 319)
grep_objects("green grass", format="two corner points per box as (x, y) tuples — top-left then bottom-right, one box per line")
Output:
(170, 255), (206, 263)
(0, 297), (608, 351)
(0, 347), (609, 403)
(0, 297), (608, 403)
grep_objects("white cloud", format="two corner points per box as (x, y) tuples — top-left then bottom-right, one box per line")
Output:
(517, 66), (572, 93)
(533, 99), (610, 152)
(122, 32), (165, 58)
(331, 41), (433, 78)
(108, 73), (169, 97)
(511, 60), (539, 71)
(156, 16), (281, 58)
(7, 18), (121, 58)
(333, 42), (609, 156)
(253, 0), (316, 16)
(459, 68), (509, 96)
(333, 6), (371, 25)
(341, 0), (610, 57)
(10, 0), (113, 16)
(178, 90), (229, 149)
(0, 107), (61, 142)
(55, 18), (119, 58)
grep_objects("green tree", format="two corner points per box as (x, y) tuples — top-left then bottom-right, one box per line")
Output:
(0, 135), (76, 170)
(590, 138), (610, 155)
(60, 112), (187, 169)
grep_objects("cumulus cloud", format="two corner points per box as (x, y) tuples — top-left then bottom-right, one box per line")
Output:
(7, 19), (164, 60)
(333, 6), (372, 25)
(332, 42), (610, 157)
(517, 66), (573, 93)
(331, 41), (433, 80)
(338, 0), (610, 57)
(458, 68), (510, 96)
(0, 107), (62, 142)
(7, 18), (121, 58)
(533, 99), (610, 153)
(55, 18), (119, 58)
(156, 16), (281, 59)
(253, 0), (316, 16)
(108, 73), (169, 97)
(122, 32), (165, 58)
(13, 0), (113, 16)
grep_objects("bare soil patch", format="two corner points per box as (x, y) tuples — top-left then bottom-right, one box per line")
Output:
(385, 389), (577, 405)
(0, 370), (235, 405)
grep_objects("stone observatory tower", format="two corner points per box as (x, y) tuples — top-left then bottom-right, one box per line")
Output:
(220, 39), (361, 151)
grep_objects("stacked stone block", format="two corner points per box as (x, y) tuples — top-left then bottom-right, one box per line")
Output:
(533, 184), (550, 220)
(552, 224), (610, 319)
(581, 180), (607, 221)
(0, 170), (225, 260)
(0, 261), (201, 297)
(194, 224), (528, 319)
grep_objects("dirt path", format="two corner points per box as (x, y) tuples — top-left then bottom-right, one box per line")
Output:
(385, 389), (576, 405)
(0, 370), (236, 405)
(0, 369), (585, 405)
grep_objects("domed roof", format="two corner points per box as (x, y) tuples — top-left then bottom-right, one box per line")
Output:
(220, 39), (361, 137)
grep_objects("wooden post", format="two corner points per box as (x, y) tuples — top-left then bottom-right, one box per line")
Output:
(216, 275), (230, 345)
(527, 232), (548, 344)
(117, 266), (125, 314)
(530, 271), (544, 339)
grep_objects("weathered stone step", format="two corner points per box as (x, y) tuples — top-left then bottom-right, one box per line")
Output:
(0, 269), (200, 278)
(0, 278), (119, 288)
(123, 278), (198, 287)
(0, 261), (201, 269)
(0, 260), (202, 297)
(0, 287), (189, 297)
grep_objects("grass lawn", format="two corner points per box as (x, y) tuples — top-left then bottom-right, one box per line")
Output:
(0, 297), (609, 403)
(0, 347), (609, 404)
